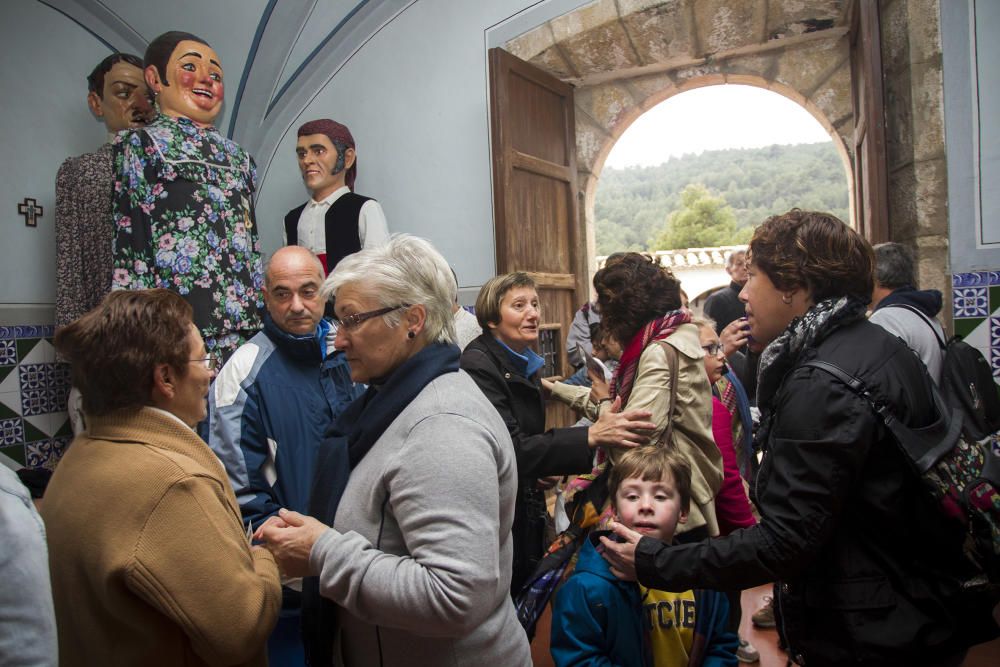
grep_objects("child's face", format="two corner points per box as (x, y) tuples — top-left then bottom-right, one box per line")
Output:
(698, 325), (726, 384)
(614, 473), (688, 542)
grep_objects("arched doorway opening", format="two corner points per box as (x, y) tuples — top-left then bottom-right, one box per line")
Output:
(588, 81), (853, 301)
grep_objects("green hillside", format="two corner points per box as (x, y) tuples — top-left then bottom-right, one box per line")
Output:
(595, 142), (850, 255)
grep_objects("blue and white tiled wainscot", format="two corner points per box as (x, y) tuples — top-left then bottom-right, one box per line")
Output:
(952, 271), (1000, 382)
(0, 325), (73, 469)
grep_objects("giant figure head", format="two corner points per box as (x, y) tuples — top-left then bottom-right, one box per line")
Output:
(295, 119), (358, 199)
(144, 31), (224, 127)
(86, 53), (152, 132)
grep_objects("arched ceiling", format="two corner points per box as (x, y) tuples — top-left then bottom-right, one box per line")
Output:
(37, 0), (415, 183)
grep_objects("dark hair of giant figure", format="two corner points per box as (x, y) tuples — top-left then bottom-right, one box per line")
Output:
(87, 53), (144, 96)
(297, 119), (358, 191)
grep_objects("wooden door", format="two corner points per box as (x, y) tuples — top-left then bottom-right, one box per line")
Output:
(488, 47), (586, 382)
(850, 0), (890, 243)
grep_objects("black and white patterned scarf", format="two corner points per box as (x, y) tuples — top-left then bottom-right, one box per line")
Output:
(755, 295), (869, 408)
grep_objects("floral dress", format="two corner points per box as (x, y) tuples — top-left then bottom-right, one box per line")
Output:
(111, 114), (264, 360)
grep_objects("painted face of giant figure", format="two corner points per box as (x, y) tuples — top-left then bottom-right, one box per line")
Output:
(87, 60), (152, 132)
(146, 40), (224, 127)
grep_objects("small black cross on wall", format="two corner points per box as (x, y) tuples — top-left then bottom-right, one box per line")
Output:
(18, 198), (43, 227)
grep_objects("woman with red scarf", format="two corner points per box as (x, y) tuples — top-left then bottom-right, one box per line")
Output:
(593, 253), (723, 542)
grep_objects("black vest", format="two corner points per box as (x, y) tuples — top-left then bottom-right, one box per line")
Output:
(284, 192), (373, 273)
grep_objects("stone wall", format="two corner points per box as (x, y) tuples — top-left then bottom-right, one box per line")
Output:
(505, 0), (854, 275)
(879, 0), (951, 325)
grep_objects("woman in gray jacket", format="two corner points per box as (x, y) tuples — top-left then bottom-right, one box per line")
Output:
(256, 234), (530, 666)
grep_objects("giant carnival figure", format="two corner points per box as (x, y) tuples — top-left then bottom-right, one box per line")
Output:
(57, 52), (152, 434)
(111, 31), (263, 362)
(56, 52), (152, 330)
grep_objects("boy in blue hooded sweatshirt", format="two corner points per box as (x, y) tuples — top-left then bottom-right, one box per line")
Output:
(551, 446), (738, 666)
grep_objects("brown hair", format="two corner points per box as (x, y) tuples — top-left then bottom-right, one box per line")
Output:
(609, 446), (692, 513)
(749, 209), (874, 303)
(54, 290), (194, 416)
(593, 253), (682, 346)
(474, 272), (537, 330)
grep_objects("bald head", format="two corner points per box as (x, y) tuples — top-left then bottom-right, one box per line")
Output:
(266, 246), (325, 287)
(263, 247), (327, 335)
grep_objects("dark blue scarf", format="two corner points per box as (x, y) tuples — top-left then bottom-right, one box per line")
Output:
(339, 341), (460, 468)
(302, 341), (460, 665)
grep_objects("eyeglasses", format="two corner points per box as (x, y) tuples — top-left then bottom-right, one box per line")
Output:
(701, 343), (724, 356)
(190, 356), (219, 371)
(333, 304), (410, 331)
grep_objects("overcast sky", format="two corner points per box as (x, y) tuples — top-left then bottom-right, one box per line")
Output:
(604, 84), (833, 169)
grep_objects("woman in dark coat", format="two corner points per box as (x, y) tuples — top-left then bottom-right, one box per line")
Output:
(461, 272), (654, 595)
(601, 210), (998, 666)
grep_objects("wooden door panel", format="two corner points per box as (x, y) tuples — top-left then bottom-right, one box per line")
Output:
(507, 169), (573, 273)
(508, 71), (570, 164)
(491, 47), (584, 428)
(850, 0), (889, 243)
(489, 46), (585, 388)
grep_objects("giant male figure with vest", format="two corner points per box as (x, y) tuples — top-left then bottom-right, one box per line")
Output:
(284, 119), (389, 275)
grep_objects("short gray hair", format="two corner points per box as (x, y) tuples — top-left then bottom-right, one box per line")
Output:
(322, 234), (456, 344)
(873, 242), (915, 289)
(726, 249), (747, 269)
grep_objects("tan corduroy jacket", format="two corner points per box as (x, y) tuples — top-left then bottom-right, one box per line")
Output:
(41, 407), (281, 667)
(550, 323), (722, 536)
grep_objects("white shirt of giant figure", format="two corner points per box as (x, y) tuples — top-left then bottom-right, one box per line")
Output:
(285, 185), (389, 253)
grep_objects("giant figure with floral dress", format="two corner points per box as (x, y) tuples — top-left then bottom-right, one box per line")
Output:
(111, 31), (263, 361)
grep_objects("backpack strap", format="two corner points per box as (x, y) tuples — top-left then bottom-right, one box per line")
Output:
(802, 359), (963, 473)
(883, 303), (947, 349)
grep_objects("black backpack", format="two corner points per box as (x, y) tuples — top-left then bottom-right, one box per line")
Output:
(803, 358), (1000, 589)
(887, 304), (1000, 440)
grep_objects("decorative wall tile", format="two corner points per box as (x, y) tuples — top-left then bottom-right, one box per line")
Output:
(1, 417), (24, 446)
(0, 444), (25, 466)
(0, 339), (15, 365)
(0, 324), (72, 469)
(954, 286), (989, 318)
(953, 272), (1000, 387)
(25, 439), (52, 468)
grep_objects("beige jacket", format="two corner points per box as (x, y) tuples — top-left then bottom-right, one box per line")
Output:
(551, 324), (722, 536)
(41, 407), (282, 667)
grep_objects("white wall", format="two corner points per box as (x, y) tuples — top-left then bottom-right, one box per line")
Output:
(254, 0), (552, 291)
(942, 0), (1000, 272)
(0, 0), (589, 315)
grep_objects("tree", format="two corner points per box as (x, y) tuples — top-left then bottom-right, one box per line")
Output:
(648, 183), (739, 250)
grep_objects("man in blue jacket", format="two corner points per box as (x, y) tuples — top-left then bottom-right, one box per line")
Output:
(207, 245), (362, 665)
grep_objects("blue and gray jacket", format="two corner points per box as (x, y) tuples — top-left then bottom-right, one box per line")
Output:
(207, 314), (363, 531)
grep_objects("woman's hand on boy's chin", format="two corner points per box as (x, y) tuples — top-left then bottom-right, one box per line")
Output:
(598, 520), (642, 581)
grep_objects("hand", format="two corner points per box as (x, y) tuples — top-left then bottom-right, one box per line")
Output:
(720, 319), (751, 357)
(256, 508), (330, 578)
(540, 378), (555, 398)
(588, 372), (609, 403)
(587, 397), (655, 449)
(598, 520), (642, 581)
(252, 514), (288, 541)
(536, 475), (562, 490)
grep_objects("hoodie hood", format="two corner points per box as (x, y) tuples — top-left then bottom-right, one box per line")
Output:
(575, 531), (628, 583)
(874, 285), (942, 319)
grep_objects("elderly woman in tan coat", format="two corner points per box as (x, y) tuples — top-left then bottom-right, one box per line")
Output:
(42, 289), (281, 667)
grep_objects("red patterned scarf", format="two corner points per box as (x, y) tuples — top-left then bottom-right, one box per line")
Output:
(610, 309), (692, 406)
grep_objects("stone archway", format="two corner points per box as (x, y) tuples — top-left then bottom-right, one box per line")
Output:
(503, 0), (854, 274)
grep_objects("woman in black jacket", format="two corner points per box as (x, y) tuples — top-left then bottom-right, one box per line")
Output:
(461, 272), (654, 595)
(601, 210), (998, 665)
